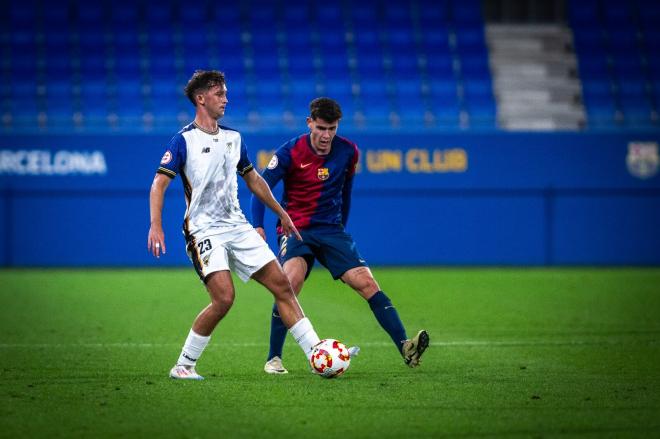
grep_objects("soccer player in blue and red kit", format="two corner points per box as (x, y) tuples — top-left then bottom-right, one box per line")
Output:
(251, 97), (429, 374)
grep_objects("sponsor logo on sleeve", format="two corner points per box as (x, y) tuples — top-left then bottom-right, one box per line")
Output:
(267, 155), (278, 170)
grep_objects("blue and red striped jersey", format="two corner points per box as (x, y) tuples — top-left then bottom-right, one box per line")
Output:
(251, 133), (359, 231)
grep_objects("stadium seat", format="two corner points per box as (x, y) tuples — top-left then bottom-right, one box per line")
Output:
(383, 3), (413, 27)
(418, 0), (449, 29)
(386, 29), (416, 54)
(572, 27), (606, 52)
(394, 85), (428, 127)
(283, 2), (309, 24)
(464, 97), (496, 128)
(420, 29), (452, 56)
(578, 55), (611, 79)
(619, 95), (654, 127)
(389, 54), (422, 79)
(608, 30), (639, 53)
(79, 55), (109, 79)
(583, 93), (618, 128)
(359, 94), (394, 127)
(460, 55), (491, 81)
(320, 53), (352, 81)
(451, 0), (484, 26)
(601, 0), (634, 26)
(568, 0), (599, 24)
(113, 55), (144, 82)
(355, 54), (387, 81)
(286, 28), (314, 54)
(176, 3), (206, 26)
(286, 55), (317, 81)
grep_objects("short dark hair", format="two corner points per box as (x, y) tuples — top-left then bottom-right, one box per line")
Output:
(184, 70), (226, 106)
(309, 97), (342, 122)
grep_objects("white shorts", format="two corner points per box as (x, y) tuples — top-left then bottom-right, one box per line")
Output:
(186, 227), (276, 283)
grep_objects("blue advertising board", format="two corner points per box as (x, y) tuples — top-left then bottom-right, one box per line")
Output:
(1, 130), (659, 267)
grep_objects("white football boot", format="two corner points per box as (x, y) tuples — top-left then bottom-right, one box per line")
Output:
(264, 356), (288, 374)
(169, 364), (205, 380)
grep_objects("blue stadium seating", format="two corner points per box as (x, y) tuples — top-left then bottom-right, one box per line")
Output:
(569, 0), (659, 129)
(0, 0), (490, 132)
(7, 0), (653, 133)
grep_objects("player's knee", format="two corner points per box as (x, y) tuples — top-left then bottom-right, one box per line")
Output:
(270, 275), (295, 300)
(359, 278), (379, 296)
(348, 275), (379, 297)
(289, 276), (304, 295)
(211, 292), (234, 314)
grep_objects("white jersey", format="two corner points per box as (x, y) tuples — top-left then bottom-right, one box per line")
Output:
(157, 122), (254, 240)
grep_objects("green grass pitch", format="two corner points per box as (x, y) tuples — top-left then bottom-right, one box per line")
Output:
(1, 268), (659, 438)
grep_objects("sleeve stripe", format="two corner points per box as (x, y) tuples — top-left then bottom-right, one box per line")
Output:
(238, 163), (254, 176)
(157, 167), (176, 178)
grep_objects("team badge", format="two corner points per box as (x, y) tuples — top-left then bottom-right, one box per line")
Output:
(626, 141), (659, 180)
(160, 150), (172, 165)
(317, 167), (329, 180)
(226, 142), (233, 151)
(267, 155), (279, 170)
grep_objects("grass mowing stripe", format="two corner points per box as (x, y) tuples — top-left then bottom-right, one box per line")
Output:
(1, 338), (659, 348)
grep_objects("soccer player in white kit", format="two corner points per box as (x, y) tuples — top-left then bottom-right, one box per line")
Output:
(147, 70), (321, 380)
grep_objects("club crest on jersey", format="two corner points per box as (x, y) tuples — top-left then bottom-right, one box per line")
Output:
(226, 142), (233, 150)
(267, 155), (278, 170)
(317, 168), (329, 180)
(160, 150), (172, 165)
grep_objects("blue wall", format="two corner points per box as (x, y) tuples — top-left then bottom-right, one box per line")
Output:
(1, 131), (659, 267)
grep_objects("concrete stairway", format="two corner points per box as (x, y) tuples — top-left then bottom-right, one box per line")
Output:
(486, 24), (585, 130)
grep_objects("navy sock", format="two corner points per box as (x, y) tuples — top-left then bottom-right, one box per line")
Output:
(267, 302), (288, 361)
(368, 291), (408, 354)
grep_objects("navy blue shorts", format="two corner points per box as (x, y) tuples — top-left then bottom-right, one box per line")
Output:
(278, 225), (367, 280)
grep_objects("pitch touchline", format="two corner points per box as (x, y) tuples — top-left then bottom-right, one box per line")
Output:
(0, 339), (653, 348)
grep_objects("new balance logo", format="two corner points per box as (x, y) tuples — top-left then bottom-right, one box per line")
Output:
(202, 147), (211, 153)
(182, 353), (198, 362)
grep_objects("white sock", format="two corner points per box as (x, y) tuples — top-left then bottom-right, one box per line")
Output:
(289, 317), (320, 357)
(176, 329), (211, 366)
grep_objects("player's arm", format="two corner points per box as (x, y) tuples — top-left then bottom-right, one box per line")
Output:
(341, 144), (359, 228)
(249, 170), (279, 240)
(148, 173), (172, 258)
(250, 150), (288, 240)
(243, 169), (301, 240)
(341, 173), (354, 227)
